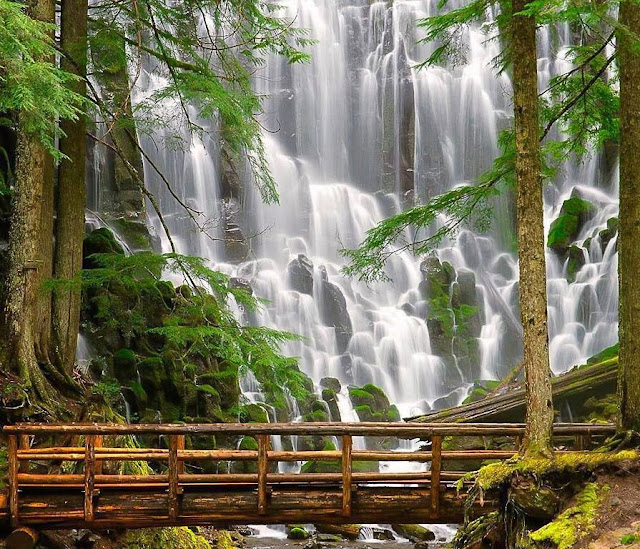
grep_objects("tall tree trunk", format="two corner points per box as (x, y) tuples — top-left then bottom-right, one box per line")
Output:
(53, 0), (88, 373)
(512, 0), (554, 456)
(617, 0), (640, 432)
(1, 0), (57, 404)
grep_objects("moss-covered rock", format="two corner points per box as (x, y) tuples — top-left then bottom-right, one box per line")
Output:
(567, 244), (587, 283)
(239, 403), (269, 423)
(125, 527), (210, 549)
(108, 217), (152, 252)
(320, 377), (341, 392)
(322, 388), (341, 421)
(287, 526), (311, 540)
(548, 197), (597, 254)
(391, 524), (435, 542)
(599, 216), (619, 253)
(83, 227), (124, 269)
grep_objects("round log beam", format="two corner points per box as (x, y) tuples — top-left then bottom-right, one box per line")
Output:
(7, 527), (39, 549)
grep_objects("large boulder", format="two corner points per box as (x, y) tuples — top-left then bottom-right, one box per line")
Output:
(547, 197), (597, 255)
(287, 254), (314, 295)
(319, 270), (353, 353)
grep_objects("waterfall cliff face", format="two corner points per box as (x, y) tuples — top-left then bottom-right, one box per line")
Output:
(128, 0), (618, 416)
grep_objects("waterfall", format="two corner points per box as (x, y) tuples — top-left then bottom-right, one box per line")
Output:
(118, 0), (619, 417)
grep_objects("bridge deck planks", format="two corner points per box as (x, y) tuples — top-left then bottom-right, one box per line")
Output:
(10, 485), (495, 527)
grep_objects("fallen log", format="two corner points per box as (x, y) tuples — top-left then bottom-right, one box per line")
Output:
(409, 357), (618, 423)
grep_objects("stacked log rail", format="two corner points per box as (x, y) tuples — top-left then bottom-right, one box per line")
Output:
(0, 422), (616, 530)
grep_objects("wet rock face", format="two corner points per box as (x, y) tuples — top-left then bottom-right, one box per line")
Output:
(318, 270), (353, 353)
(287, 254), (314, 295)
(223, 198), (249, 263)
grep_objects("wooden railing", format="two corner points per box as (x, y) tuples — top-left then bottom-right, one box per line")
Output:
(1, 422), (616, 528)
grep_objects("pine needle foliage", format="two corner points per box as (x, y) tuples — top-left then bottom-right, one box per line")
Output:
(79, 252), (309, 401)
(0, 0), (83, 156)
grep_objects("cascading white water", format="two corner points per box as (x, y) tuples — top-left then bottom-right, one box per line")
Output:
(125, 0), (619, 419)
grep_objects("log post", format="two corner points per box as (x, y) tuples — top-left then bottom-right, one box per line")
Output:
(18, 435), (30, 474)
(84, 434), (96, 522)
(576, 433), (591, 451)
(430, 435), (442, 516)
(168, 435), (180, 519)
(176, 434), (185, 475)
(8, 434), (19, 526)
(258, 434), (269, 515)
(95, 435), (103, 474)
(6, 527), (39, 549)
(342, 434), (352, 517)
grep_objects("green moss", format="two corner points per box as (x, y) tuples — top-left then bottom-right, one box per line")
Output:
(362, 383), (390, 410)
(288, 527), (311, 540)
(349, 388), (375, 408)
(466, 451), (639, 492)
(125, 527), (210, 549)
(239, 436), (259, 451)
(547, 197), (596, 254)
(530, 483), (609, 549)
(128, 381), (147, 407)
(548, 213), (579, 253)
(109, 217), (152, 251)
(621, 534), (640, 545)
(561, 196), (597, 218)
(587, 343), (619, 365)
(113, 348), (138, 381)
(239, 403), (269, 423)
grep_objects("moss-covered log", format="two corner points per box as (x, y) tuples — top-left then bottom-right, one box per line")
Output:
(410, 357), (618, 423)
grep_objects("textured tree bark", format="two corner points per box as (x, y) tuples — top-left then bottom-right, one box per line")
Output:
(1, 0), (57, 403)
(617, 0), (640, 431)
(53, 0), (88, 373)
(511, 0), (554, 457)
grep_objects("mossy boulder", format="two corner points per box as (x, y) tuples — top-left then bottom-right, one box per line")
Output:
(315, 524), (361, 540)
(321, 388), (341, 421)
(391, 524), (435, 542)
(320, 377), (341, 392)
(83, 227), (124, 269)
(548, 197), (597, 255)
(108, 217), (152, 252)
(287, 527), (311, 540)
(231, 436), (259, 474)
(599, 216), (619, 253)
(239, 403), (269, 423)
(567, 245), (587, 283)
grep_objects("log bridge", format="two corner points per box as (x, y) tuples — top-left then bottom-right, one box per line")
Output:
(0, 422), (615, 543)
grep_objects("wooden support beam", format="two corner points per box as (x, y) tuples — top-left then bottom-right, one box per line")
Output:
(342, 435), (352, 517)
(168, 435), (180, 520)
(6, 527), (39, 549)
(430, 436), (442, 515)
(8, 434), (19, 527)
(258, 434), (269, 515)
(84, 435), (96, 522)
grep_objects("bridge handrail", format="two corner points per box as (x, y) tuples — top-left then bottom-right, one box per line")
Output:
(1, 421), (617, 436)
